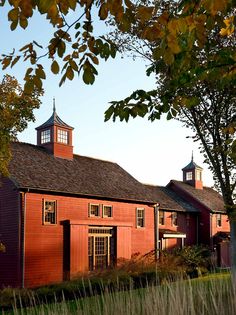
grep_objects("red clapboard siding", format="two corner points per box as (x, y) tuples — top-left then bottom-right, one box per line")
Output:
(0, 178), (21, 288)
(23, 192), (156, 287)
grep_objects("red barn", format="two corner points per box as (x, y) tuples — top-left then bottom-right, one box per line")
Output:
(0, 108), (229, 288)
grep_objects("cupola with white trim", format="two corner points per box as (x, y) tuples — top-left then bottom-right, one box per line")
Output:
(35, 99), (74, 159)
(182, 153), (203, 189)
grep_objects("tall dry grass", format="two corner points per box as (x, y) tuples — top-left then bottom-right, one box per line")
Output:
(3, 273), (234, 315)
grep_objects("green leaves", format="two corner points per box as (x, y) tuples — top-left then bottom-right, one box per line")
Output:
(0, 75), (43, 176)
(105, 89), (159, 122)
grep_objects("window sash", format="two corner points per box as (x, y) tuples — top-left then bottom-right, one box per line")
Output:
(41, 129), (51, 144)
(43, 200), (57, 225)
(136, 208), (145, 228)
(159, 210), (165, 225)
(57, 129), (68, 144)
(171, 212), (178, 226)
(103, 205), (112, 217)
(89, 204), (100, 217)
(186, 172), (192, 180)
(216, 214), (222, 227)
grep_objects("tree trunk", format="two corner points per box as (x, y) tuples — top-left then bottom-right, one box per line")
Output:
(229, 215), (236, 284)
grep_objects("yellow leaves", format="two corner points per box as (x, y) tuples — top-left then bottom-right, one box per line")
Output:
(167, 34), (181, 54)
(107, 0), (124, 22)
(163, 48), (174, 65)
(51, 60), (60, 74)
(158, 11), (169, 26)
(8, 8), (19, 21)
(38, 0), (56, 14)
(220, 16), (235, 36)
(136, 6), (154, 23)
(141, 23), (163, 41)
(99, 3), (109, 20)
(202, 0), (228, 16)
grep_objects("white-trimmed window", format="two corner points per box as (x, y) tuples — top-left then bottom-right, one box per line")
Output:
(186, 171), (193, 180)
(89, 204), (100, 217)
(159, 210), (165, 225)
(196, 170), (202, 181)
(216, 214), (222, 227)
(43, 200), (57, 225)
(136, 208), (145, 228)
(103, 205), (112, 217)
(41, 129), (51, 144)
(171, 212), (178, 226)
(57, 129), (68, 144)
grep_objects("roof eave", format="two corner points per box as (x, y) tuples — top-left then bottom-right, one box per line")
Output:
(17, 186), (156, 205)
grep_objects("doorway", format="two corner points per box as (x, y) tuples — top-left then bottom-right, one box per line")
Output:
(88, 227), (115, 271)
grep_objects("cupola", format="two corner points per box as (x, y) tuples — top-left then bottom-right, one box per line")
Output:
(182, 153), (203, 189)
(35, 99), (74, 159)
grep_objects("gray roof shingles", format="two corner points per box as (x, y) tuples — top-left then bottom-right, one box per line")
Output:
(168, 180), (225, 213)
(9, 142), (156, 203)
(143, 185), (199, 213)
(8, 142), (224, 213)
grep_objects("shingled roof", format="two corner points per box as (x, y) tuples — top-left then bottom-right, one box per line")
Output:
(168, 180), (225, 213)
(35, 109), (73, 130)
(9, 142), (156, 204)
(144, 185), (199, 213)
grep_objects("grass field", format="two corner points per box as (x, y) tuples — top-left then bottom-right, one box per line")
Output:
(2, 272), (234, 315)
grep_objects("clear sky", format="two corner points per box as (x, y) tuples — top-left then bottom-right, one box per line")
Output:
(0, 6), (215, 187)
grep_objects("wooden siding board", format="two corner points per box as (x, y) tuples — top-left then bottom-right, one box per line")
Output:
(0, 178), (21, 288)
(23, 193), (156, 287)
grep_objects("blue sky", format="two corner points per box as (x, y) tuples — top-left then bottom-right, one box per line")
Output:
(0, 5), (214, 187)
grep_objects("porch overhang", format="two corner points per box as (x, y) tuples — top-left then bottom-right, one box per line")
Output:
(159, 229), (186, 239)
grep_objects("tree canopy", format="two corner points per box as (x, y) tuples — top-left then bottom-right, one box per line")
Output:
(0, 75), (42, 176)
(1, 0), (235, 94)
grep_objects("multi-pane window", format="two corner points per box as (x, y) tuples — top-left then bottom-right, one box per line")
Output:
(103, 205), (112, 217)
(89, 204), (100, 217)
(41, 129), (51, 144)
(43, 200), (56, 225)
(186, 172), (193, 180)
(136, 208), (145, 228)
(159, 210), (165, 225)
(171, 212), (178, 226)
(216, 214), (222, 227)
(196, 170), (202, 181)
(57, 129), (68, 144)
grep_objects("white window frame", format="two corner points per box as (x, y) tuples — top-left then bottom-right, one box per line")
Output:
(102, 205), (113, 218)
(41, 129), (51, 144)
(89, 204), (100, 217)
(171, 211), (178, 226)
(43, 200), (57, 225)
(57, 129), (68, 144)
(196, 170), (202, 181)
(186, 171), (193, 180)
(136, 208), (145, 228)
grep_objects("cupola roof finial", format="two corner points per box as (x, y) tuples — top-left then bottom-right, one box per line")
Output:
(191, 150), (194, 162)
(53, 97), (56, 113)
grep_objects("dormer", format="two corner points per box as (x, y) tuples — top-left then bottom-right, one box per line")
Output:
(182, 154), (203, 189)
(35, 100), (74, 160)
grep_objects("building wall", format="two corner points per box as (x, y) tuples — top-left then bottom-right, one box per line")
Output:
(168, 183), (211, 246)
(0, 179), (22, 288)
(24, 192), (155, 287)
(211, 213), (229, 237)
(158, 211), (197, 249)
